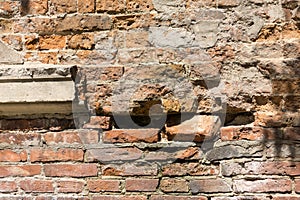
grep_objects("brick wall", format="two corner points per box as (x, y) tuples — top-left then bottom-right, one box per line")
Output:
(0, 0), (299, 199)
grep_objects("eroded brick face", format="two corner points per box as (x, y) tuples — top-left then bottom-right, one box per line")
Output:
(0, 0), (299, 199)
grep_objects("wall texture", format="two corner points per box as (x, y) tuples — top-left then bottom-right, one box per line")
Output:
(0, 0), (299, 199)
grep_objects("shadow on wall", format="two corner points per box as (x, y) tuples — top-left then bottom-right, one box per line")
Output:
(20, 0), (29, 15)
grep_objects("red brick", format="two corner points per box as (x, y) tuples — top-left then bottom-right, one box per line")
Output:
(92, 196), (147, 200)
(88, 179), (120, 192)
(0, 165), (41, 177)
(0, 132), (41, 146)
(222, 161), (300, 176)
(20, 179), (54, 193)
(150, 196), (207, 200)
(160, 178), (189, 193)
(50, 0), (77, 14)
(221, 126), (266, 141)
(44, 164), (98, 177)
(103, 129), (159, 143)
(102, 163), (158, 176)
(234, 179), (292, 193)
(78, 0), (95, 13)
(0, 1), (20, 17)
(38, 52), (58, 64)
(162, 163), (219, 176)
(126, 179), (158, 192)
(295, 178), (300, 193)
(39, 35), (66, 50)
(44, 130), (99, 145)
(0, 181), (17, 192)
(85, 147), (143, 162)
(21, 0), (48, 15)
(190, 179), (232, 194)
(68, 34), (95, 50)
(96, 0), (125, 13)
(83, 116), (110, 129)
(272, 197), (300, 200)
(30, 148), (84, 162)
(126, 0), (154, 12)
(57, 180), (85, 193)
(0, 150), (27, 162)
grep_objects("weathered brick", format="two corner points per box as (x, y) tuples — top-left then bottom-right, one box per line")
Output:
(0, 150), (27, 162)
(50, 0), (77, 14)
(218, 0), (241, 7)
(78, 0), (95, 13)
(126, 0), (154, 12)
(44, 130), (99, 145)
(38, 52), (58, 64)
(272, 197), (300, 200)
(21, 0), (48, 15)
(0, 181), (17, 192)
(56, 180), (85, 193)
(162, 163), (219, 176)
(166, 115), (220, 142)
(233, 179), (292, 193)
(255, 111), (300, 127)
(20, 179), (54, 193)
(0, 165), (41, 177)
(125, 30), (149, 48)
(83, 116), (110, 129)
(85, 147), (143, 162)
(103, 129), (159, 143)
(0, 1), (20, 18)
(150, 196), (207, 200)
(126, 179), (159, 192)
(160, 178), (189, 193)
(102, 162), (158, 176)
(88, 179), (120, 192)
(222, 161), (300, 176)
(96, 0), (126, 13)
(39, 35), (66, 50)
(92, 196), (147, 200)
(0, 19), (13, 33)
(68, 34), (95, 50)
(30, 148), (84, 162)
(295, 178), (300, 193)
(190, 179), (232, 194)
(0, 132), (41, 147)
(1, 35), (22, 51)
(44, 164), (98, 177)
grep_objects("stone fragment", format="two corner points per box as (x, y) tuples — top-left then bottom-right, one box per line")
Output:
(0, 41), (23, 64)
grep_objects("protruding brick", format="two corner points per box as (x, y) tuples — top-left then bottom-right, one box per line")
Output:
(57, 180), (85, 193)
(126, 179), (159, 192)
(103, 129), (159, 143)
(88, 179), (120, 192)
(190, 179), (232, 194)
(30, 148), (84, 162)
(85, 147), (143, 162)
(0, 181), (17, 192)
(20, 179), (54, 193)
(0, 165), (41, 177)
(233, 179), (292, 193)
(44, 164), (98, 177)
(0, 150), (27, 162)
(160, 178), (189, 193)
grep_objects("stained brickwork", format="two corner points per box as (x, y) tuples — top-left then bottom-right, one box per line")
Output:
(0, 0), (299, 199)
